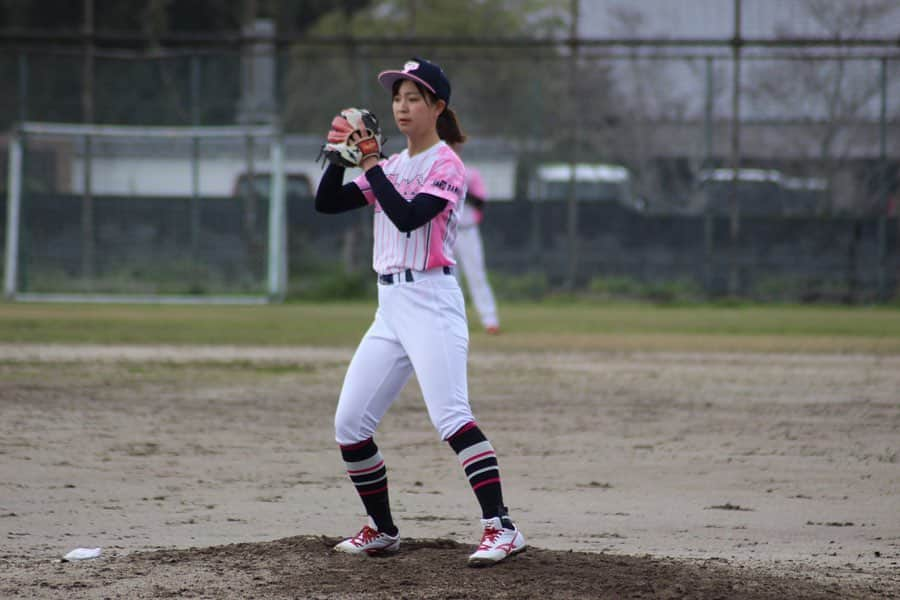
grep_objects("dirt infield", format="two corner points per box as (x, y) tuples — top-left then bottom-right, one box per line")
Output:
(1, 344), (898, 599)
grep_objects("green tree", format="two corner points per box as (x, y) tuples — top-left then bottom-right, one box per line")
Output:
(0, 0), (369, 34)
(280, 0), (576, 140)
(0, 0), (375, 125)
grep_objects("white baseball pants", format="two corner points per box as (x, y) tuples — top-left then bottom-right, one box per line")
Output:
(454, 225), (499, 329)
(334, 270), (473, 444)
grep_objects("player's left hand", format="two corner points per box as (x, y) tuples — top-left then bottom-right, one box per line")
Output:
(320, 108), (384, 168)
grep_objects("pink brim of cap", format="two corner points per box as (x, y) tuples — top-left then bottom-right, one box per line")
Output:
(377, 70), (437, 95)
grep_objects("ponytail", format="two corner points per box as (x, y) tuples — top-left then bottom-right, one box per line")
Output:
(437, 107), (466, 145)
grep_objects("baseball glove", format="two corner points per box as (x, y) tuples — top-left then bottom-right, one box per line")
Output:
(319, 108), (384, 168)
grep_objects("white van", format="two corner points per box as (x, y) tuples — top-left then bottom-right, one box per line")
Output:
(686, 168), (826, 216)
(528, 162), (641, 209)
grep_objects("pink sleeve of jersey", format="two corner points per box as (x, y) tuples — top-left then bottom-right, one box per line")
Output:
(423, 147), (466, 207)
(353, 167), (378, 205)
(466, 167), (487, 201)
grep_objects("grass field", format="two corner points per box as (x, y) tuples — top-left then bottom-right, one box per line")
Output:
(2, 300), (899, 353)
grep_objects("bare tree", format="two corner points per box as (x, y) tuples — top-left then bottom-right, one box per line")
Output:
(600, 5), (701, 213)
(746, 0), (900, 215)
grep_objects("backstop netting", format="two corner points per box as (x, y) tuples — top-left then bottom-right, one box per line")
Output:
(4, 122), (287, 303)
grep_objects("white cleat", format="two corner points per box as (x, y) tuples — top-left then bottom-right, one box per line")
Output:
(467, 516), (526, 567)
(333, 520), (400, 556)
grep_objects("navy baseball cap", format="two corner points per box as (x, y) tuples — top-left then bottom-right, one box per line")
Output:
(378, 57), (451, 105)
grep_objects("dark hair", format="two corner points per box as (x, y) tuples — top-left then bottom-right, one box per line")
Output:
(437, 107), (466, 145)
(391, 80), (467, 145)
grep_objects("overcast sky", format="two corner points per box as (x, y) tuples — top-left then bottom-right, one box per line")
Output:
(579, 0), (899, 39)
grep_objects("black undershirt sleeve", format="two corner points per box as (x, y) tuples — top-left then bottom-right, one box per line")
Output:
(364, 165), (449, 233)
(314, 163), (367, 214)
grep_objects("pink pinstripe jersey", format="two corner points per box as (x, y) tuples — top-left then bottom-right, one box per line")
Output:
(458, 166), (487, 228)
(354, 141), (467, 274)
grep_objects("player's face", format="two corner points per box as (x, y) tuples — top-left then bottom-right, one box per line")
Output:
(392, 80), (442, 139)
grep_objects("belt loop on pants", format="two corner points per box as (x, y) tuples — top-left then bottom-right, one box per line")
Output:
(378, 266), (453, 285)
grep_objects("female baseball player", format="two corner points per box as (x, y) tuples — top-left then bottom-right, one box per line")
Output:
(314, 57), (525, 566)
(450, 143), (501, 334)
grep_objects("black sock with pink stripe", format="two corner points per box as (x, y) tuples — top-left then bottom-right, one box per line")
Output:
(447, 422), (507, 521)
(340, 438), (398, 536)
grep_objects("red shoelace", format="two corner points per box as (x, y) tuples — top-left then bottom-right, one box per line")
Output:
(351, 526), (379, 547)
(477, 526), (501, 550)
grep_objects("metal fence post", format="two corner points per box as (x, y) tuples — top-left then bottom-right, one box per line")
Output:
(81, 0), (95, 285)
(876, 57), (889, 300)
(268, 128), (286, 301)
(190, 53), (201, 254)
(704, 56), (715, 295)
(564, 0), (579, 291)
(18, 53), (28, 122)
(4, 131), (23, 299)
(727, 0), (742, 297)
(704, 57), (714, 167)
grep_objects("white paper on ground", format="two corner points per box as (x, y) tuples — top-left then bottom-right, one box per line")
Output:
(62, 547), (102, 561)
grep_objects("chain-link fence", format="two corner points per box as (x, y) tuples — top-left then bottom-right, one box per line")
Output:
(2, 41), (898, 301)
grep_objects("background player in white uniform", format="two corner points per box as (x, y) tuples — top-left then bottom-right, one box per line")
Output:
(314, 57), (526, 566)
(451, 143), (501, 334)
